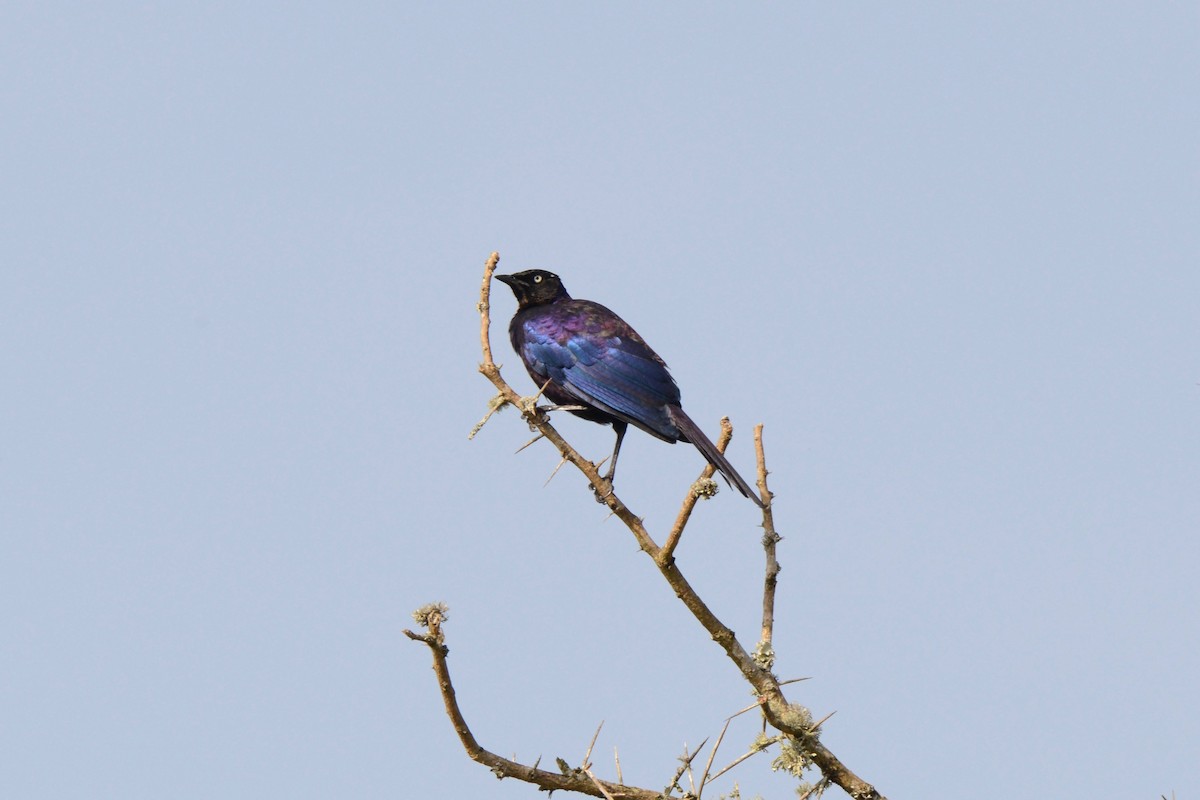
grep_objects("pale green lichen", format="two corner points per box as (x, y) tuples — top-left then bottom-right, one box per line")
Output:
(752, 639), (775, 671)
(692, 477), (719, 500)
(771, 736), (816, 779)
(411, 602), (449, 628)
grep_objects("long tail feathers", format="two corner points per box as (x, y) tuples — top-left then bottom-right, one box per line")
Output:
(669, 407), (766, 508)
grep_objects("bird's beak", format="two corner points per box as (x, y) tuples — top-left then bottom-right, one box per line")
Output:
(495, 274), (517, 288)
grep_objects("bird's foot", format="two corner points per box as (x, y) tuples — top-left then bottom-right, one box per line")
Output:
(592, 481), (615, 505)
(516, 395), (542, 418)
(592, 466), (616, 505)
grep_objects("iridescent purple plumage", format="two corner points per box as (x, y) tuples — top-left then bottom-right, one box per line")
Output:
(496, 269), (764, 507)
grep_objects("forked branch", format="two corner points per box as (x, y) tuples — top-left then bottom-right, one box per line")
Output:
(413, 251), (885, 800)
(403, 609), (659, 800)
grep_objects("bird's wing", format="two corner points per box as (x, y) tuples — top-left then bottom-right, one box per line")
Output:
(519, 304), (681, 439)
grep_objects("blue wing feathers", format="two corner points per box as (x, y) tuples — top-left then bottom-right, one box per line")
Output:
(515, 303), (682, 439)
(503, 286), (765, 507)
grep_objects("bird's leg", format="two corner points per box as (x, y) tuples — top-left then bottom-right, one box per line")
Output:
(604, 421), (628, 483)
(592, 422), (626, 505)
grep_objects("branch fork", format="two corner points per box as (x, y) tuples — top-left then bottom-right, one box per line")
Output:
(410, 252), (884, 800)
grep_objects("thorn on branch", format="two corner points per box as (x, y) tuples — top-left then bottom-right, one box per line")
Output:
(514, 433), (546, 454)
(582, 721), (605, 768)
(808, 710), (837, 734)
(543, 454), (570, 486)
(584, 766), (618, 800)
(519, 397), (538, 417)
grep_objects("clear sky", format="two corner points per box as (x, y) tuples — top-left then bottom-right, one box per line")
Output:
(2, 4), (1196, 798)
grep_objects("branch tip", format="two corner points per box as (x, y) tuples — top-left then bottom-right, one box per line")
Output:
(411, 601), (449, 628)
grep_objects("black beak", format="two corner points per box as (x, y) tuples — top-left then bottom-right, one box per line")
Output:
(495, 273), (518, 288)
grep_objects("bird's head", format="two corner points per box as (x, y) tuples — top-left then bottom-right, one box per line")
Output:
(495, 270), (570, 308)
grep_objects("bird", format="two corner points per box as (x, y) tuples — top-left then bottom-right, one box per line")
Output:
(495, 269), (765, 508)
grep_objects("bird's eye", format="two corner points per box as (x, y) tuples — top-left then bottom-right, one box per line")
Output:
(533, 275), (542, 283)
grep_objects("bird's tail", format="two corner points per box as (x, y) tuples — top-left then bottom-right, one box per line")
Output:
(668, 406), (766, 508)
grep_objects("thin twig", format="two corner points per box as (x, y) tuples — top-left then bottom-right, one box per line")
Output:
(661, 417), (734, 561)
(468, 393), (510, 440)
(404, 606), (660, 800)
(477, 252), (501, 368)
(755, 424), (782, 671)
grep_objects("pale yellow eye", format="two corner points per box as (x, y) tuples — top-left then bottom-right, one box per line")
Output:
(533, 275), (542, 283)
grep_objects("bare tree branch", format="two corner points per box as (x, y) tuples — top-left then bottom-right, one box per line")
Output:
(755, 424), (782, 672)
(403, 610), (661, 800)
(443, 251), (887, 800)
(662, 417), (734, 561)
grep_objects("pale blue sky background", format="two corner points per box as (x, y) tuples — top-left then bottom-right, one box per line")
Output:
(2, 4), (1197, 798)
